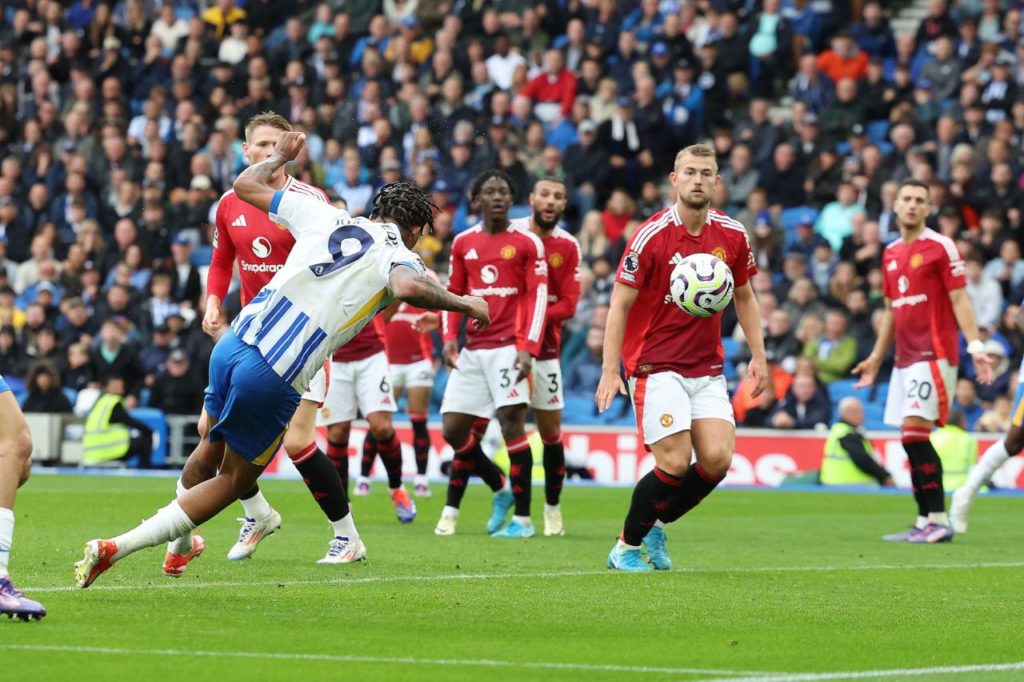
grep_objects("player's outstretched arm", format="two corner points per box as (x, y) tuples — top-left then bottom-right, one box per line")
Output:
(949, 287), (995, 384)
(596, 282), (639, 413)
(733, 282), (768, 398)
(233, 131), (306, 212)
(389, 265), (490, 330)
(851, 299), (894, 388)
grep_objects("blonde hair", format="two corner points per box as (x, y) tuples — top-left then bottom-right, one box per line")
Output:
(674, 144), (718, 172)
(244, 111), (292, 142)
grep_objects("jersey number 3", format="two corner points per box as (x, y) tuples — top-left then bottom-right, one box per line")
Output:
(310, 224), (373, 277)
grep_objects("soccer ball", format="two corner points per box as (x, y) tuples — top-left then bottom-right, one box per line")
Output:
(669, 253), (735, 318)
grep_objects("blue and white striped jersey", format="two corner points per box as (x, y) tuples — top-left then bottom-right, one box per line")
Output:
(231, 188), (425, 394)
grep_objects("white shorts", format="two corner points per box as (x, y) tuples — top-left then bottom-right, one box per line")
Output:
(884, 359), (956, 427)
(628, 372), (733, 446)
(317, 352), (396, 426)
(300, 364), (329, 404)
(391, 359), (434, 390)
(441, 345), (530, 418)
(530, 358), (564, 410)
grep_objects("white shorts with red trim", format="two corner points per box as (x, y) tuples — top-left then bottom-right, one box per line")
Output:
(628, 372), (733, 446)
(317, 352), (396, 426)
(530, 358), (564, 411)
(883, 359), (956, 427)
(391, 359), (434, 390)
(440, 345), (530, 418)
(300, 364), (329, 405)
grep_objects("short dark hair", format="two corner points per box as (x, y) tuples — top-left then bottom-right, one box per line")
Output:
(369, 182), (437, 233)
(469, 169), (515, 201)
(531, 176), (566, 192)
(897, 178), (929, 195)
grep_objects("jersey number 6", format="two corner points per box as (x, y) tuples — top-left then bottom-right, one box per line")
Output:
(309, 224), (374, 277)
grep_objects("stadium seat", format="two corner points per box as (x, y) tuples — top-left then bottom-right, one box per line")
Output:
(191, 245), (213, 267)
(62, 387), (77, 406)
(781, 207), (819, 233)
(866, 120), (890, 145)
(827, 378), (869, 403)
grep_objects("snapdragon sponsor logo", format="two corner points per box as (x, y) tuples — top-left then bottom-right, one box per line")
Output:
(469, 286), (520, 297)
(892, 294), (928, 308)
(240, 260), (284, 273)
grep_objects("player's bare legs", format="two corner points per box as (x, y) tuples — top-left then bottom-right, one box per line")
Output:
(534, 408), (566, 536)
(77, 441), (266, 588)
(436, 412), (507, 535)
(0, 390), (46, 619)
(491, 403), (536, 537)
(952, 422), (1024, 533)
(404, 385), (433, 496)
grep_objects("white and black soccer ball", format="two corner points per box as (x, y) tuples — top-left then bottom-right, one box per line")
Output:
(669, 253), (735, 318)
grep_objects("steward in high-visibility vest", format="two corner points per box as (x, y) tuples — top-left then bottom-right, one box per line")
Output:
(82, 378), (153, 467)
(820, 398), (894, 486)
(930, 409), (978, 491)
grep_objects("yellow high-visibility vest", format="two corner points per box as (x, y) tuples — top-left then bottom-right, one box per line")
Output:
(83, 394), (130, 463)
(820, 421), (879, 485)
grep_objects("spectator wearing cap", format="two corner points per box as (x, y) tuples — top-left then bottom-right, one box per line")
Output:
(521, 49), (578, 122)
(850, 1), (897, 61)
(981, 53), (1019, 121)
(150, 348), (205, 415)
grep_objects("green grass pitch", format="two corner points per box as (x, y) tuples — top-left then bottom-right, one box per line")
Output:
(4, 474), (1024, 681)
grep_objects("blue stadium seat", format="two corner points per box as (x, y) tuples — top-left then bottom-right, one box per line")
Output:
(191, 245), (213, 267)
(721, 337), (739, 361)
(509, 205), (531, 220)
(62, 387), (77, 407)
(866, 120), (890, 145)
(827, 378), (870, 403)
(781, 206), (819, 233)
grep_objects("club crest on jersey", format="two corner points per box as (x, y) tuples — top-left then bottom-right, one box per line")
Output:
(320, 408), (331, 419)
(623, 251), (640, 273)
(251, 237), (272, 259)
(549, 252), (564, 268)
(660, 414), (674, 427)
(480, 264), (499, 284)
(910, 254), (924, 268)
(501, 245), (516, 259)
(711, 247), (728, 262)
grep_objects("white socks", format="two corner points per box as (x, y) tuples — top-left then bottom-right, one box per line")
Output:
(113, 501), (195, 561)
(239, 490), (273, 520)
(0, 507), (13, 577)
(441, 505), (459, 518)
(929, 512), (949, 526)
(166, 478), (194, 556)
(512, 515), (532, 527)
(964, 439), (1011, 494)
(545, 503), (560, 514)
(915, 515), (928, 530)
(329, 512), (359, 541)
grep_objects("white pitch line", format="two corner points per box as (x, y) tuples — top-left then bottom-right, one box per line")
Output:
(24, 561), (1024, 594)
(0, 644), (769, 677)
(698, 661), (1024, 681)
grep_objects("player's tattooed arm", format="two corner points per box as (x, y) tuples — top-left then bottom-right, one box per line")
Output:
(389, 266), (490, 330)
(233, 131), (306, 212)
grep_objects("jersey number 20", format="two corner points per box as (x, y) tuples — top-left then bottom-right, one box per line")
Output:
(310, 224), (374, 277)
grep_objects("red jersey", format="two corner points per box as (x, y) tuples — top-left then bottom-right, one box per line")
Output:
(441, 221), (548, 356)
(333, 319), (386, 363)
(385, 270), (439, 365)
(882, 228), (966, 368)
(537, 225), (582, 361)
(208, 175), (329, 307)
(615, 206), (756, 378)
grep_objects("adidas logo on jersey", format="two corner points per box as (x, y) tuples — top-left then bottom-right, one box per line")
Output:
(232, 215), (248, 227)
(465, 248), (479, 260)
(381, 396), (393, 405)
(547, 395), (560, 405)
(507, 389), (520, 398)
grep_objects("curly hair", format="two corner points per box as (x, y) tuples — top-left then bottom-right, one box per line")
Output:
(370, 182), (438, 233)
(469, 169), (516, 201)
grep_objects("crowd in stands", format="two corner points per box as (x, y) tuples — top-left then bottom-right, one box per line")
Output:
(1, 0), (1023, 433)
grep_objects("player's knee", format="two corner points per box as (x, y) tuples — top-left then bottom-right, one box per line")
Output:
(657, 451), (690, 477)
(328, 423), (351, 444)
(496, 414), (526, 442)
(698, 449), (732, 479)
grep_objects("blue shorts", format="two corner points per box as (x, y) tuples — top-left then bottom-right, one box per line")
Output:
(205, 330), (301, 465)
(0, 373), (8, 393)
